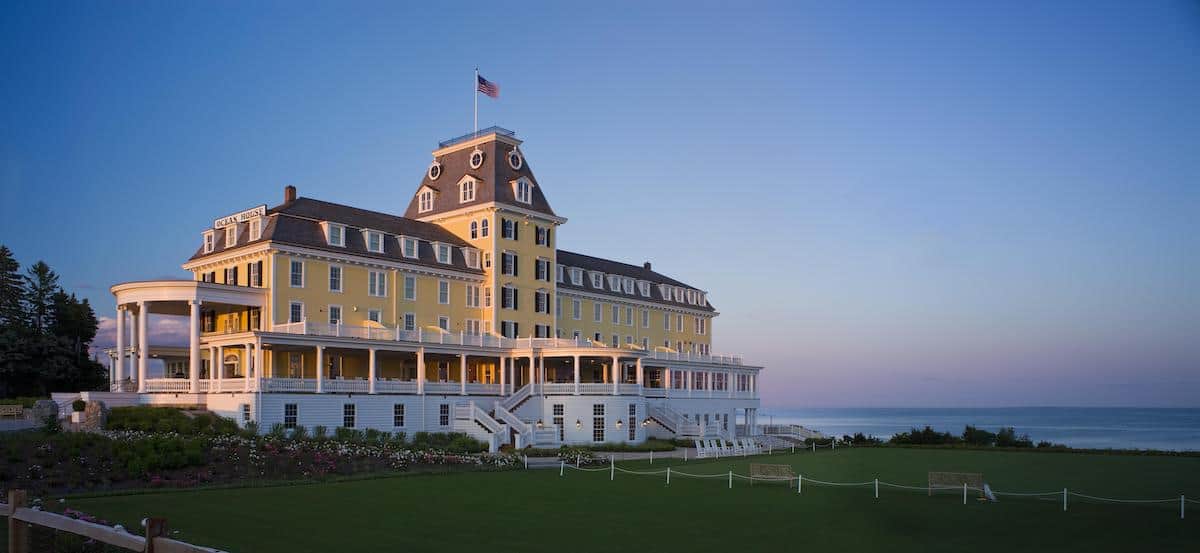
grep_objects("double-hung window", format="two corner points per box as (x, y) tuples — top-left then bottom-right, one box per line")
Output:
(368, 271), (388, 297)
(248, 218), (262, 241)
(225, 225), (237, 248)
(501, 286), (518, 310)
(435, 243), (452, 264)
(438, 280), (450, 305)
(594, 302), (602, 322)
(393, 404), (405, 427)
(535, 226), (549, 246)
(401, 237), (419, 259)
(328, 305), (342, 325)
(328, 265), (342, 292)
(403, 275), (416, 300)
(418, 190), (434, 213)
(515, 179), (532, 204)
(641, 309), (649, 328)
(501, 252), (518, 276)
(460, 179), (475, 203)
(203, 231), (215, 253)
(465, 285), (480, 308)
(572, 299), (581, 320)
(342, 404), (356, 428)
(535, 258), (550, 281)
(534, 290), (549, 314)
(366, 231), (384, 253)
(289, 302), (304, 323)
(501, 218), (518, 240)
(326, 224), (345, 247)
(290, 260), (304, 287)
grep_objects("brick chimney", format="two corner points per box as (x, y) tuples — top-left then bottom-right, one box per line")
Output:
(284, 185), (297, 203)
(643, 261), (652, 270)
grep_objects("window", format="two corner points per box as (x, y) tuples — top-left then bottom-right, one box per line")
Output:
(249, 261), (262, 287)
(611, 305), (619, 324)
(676, 314), (683, 332)
(484, 286), (492, 308)
(555, 297), (562, 317)
(501, 252), (518, 276)
(225, 225), (237, 248)
(203, 231), (215, 253)
(249, 219), (262, 241)
(628, 404), (637, 441)
(674, 288), (684, 303)
(611, 335), (618, 347)
(393, 404), (405, 427)
(572, 299), (581, 320)
(480, 218), (489, 237)
(641, 309), (649, 328)
(466, 284), (480, 308)
(368, 271), (388, 297)
(535, 324), (550, 338)
(342, 404), (356, 428)
(484, 252), (491, 269)
(224, 266), (238, 285)
(464, 248), (480, 269)
(590, 272), (603, 288)
(501, 286), (518, 310)
(501, 218), (518, 240)
(328, 265), (342, 292)
(439, 404), (450, 426)
(288, 353), (302, 378)
(594, 332), (602, 343)
(249, 308), (260, 330)
(638, 281), (650, 297)
(284, 404), (298, 429)
(469, 149), (485, 168)
(403, 312), (415, 331)
(470, 221), (478, 239)
(553, 404), (564, 442)
(592, 404), (605, 442)
(535, 226), (549, 246)
(625, 306), (633, 326)
(436, 243), (452, 264)
(607, 275), (620, 292)
(242, 404), (251, 424)
(438, 280), (450, 304)
(367, 309), (381, 323)
(460, 178), (476, 203)
(664, 311), (671, 331)
(534, 290), (549, 314)
(290, 260), (304, 287)
(418, 189), (434, 213)
(404, 275), (416, 300)
(642, 337), (649, 350)
(438, 316), (449, 331)
(501, 320), (519, 338)
(515, 178), (532, 204)
(326, 224), (345, 247)
(535, 258), (550, 281)
(401, 237), (419, 259)
(570, 268), (583, 286)
(687, 290), (697, 304)
(329, 305), (342, 325)
(289, 302), (304, 323)
(695, 317), (707, 335)
(366, 231), (384, 253)
(593, 302), (602, 322)
(465, 319), (481, 335)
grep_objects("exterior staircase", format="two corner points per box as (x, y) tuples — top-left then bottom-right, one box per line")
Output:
(647, 404), (702, 438)
(453, 401), (508, 453)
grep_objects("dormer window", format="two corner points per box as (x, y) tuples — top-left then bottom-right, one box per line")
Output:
(570, 268), (583, 286)
(464, 248), (480, 269)
(514, 178), (532, 204)
(418, 189), (434, 213)
(427, 161), (442, 180)
(203, 231), (215, 254)
(325, 223), (345, 247)
(435, 243), (452, 264)
(673, 287), (683, 302)
(507, 149), (523, 170)
(459, 176), (476, 203)
(637, 281), (650, 297)
(401, 236), (419, 259)
(622, 278), (634, 295)
(699, 292), (707, 306)
(225, 225), (238, 248)
(607, 275), (620, 292)
(658, 284), (670, 300)
(365, 230), (384, 253)
(248, 218), (262, 241)
(589, 272), (603, 289)
(469, 148), (485, 169)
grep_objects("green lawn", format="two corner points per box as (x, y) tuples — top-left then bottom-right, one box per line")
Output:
(64, 448), (1200, 552)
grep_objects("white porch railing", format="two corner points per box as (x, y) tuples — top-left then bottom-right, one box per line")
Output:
(643, 387), (668, 398)
(618, 383), (641, 395)
(271, 322), (518, 349)
(541, 383), (575, 395)
(322, 379), (369, 393)
(500, 384), (532, 411)
(578, 383), (611, 395)
(375, 380), (418, 394)
(464, 383), (501, 395)
(261, 378), (317, 393)
(648, 350), (743, 365)
(423, 382), (461, 395)
(142, 379), (192, 393)
(207, 378), (249, 393)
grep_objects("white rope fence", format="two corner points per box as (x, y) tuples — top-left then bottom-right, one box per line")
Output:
(556, 457), (1192, 520)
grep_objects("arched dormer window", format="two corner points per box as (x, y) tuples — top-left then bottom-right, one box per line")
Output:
(513, 178), (532, 204)
(459, 176), (476, 203)
(418, 189), (434, 213)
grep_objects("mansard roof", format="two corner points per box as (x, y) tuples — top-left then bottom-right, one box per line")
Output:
(188, 197), (483, 275)
(403, 130), (558, 219)
(556, 250), (716, 312)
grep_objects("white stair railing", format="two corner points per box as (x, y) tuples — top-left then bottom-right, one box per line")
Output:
(500, 383), (532, 412)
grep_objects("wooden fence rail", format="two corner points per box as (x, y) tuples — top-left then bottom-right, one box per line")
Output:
(4, 490), (228, 553)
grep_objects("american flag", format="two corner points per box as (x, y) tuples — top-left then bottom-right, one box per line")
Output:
(477, 75), (499, 98)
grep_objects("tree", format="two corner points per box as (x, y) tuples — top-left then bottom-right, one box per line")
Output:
(24, 261), (60, 334)
(0, 245), (23, 329)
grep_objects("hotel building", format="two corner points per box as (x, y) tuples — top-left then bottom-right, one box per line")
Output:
(100, 127), (762, 450)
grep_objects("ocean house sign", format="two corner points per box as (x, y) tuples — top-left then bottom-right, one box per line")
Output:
(213, 205), (266, 229)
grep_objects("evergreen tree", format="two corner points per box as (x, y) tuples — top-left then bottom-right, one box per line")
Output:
(0, 245), (23, 329)
(24, 261), (60, 334)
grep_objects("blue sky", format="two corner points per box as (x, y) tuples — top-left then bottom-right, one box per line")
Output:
(2, 1), (1197, 407)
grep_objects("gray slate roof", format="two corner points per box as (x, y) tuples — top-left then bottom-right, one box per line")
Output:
(402, 137), (558, 219)
(556, 250), (715, 312)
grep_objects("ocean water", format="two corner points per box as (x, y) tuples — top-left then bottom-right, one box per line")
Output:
(760, 407), (1200, 451)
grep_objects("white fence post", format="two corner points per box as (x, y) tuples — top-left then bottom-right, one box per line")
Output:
(649, 450), (653, 464)
(666, 467), (671, 485)
(963, 483), (967, 505)
(610, 456), (615, 481)
(798, 474), (802, 495)
(1063, 488), (1068, 512)
(875, 478), (879, 499)
(813, 442), (816, 453)
(728, 470), (733, 489)
(524, 455), (528, 470)
(559, 460), (564, 477)
(1182, 495), (1185, 519)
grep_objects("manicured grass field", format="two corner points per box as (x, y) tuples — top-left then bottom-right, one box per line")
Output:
(66, 448), (1200, 552)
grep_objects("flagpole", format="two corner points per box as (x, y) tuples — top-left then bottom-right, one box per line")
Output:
(474, 67), (478, 135)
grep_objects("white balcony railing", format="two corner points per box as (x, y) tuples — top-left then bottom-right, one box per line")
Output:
(541, 383), (575, 395)
(142, 379), (192, 392)
(423, 382), (461, 395)
(375, 380), (418, 394)
(322, 379), (369, 393)
(261, 378), (317, 393)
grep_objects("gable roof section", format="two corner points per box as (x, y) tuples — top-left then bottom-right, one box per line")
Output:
(188, 197), (483, 275)
(556, 250), (715, 312)
(403, 135), (557, 219)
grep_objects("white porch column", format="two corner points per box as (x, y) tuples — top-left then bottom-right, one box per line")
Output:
(707, 371), (713, 398)
(416, 347), (425, 395)
(214, 344), (223, 393)
(368, 348), (377, 394)
(611, 356), (619, 396)
(244, 342), (253, 392)
(538, 356), (545, 394)
(114, 305), (126, 386)
(728, 371), (734, 398)
(255, 337), (264, 391)
(136, 301), (148, 393)
(128, 308), (138, 384)
(664, 368), (672, 398)
(572, 355), (580, 395)
(527, 356), (535, 395)
(459, 354), (467, 395)
(499, 356), (507, 396)
(188, 301), (200, 393)
(315, 345), (324, 393)
(635, 358), (643, 395)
